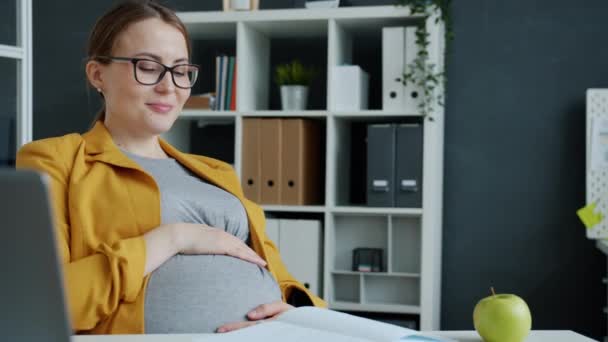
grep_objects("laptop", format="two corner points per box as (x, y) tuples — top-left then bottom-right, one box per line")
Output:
(0, 168), (72, 342)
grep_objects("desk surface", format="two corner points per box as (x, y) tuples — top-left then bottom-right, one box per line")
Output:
(72, 330), (595, 342)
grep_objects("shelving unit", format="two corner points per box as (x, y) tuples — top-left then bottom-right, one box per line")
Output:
(2, 0), (33, 166)
(169, 5), (445, 330)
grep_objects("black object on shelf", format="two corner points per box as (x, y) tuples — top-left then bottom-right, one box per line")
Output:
(352, 247), (383, 272)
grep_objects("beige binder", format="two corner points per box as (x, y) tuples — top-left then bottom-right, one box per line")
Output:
(241, 118), (261, 202)
(281, 119), (322, 205)
(260, 118), (282, 204)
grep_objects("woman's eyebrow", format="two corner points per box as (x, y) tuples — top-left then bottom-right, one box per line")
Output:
(133, 52), (188, 63)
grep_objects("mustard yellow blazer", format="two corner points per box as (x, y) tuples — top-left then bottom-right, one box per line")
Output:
(16, 121), (326, 334)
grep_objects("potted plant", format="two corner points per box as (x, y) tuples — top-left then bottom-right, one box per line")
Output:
(274, 60), (317, 110)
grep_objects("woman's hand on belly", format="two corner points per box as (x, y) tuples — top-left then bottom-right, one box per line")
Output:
(216, 301), (294, 333)
(176, 223), (267, 267)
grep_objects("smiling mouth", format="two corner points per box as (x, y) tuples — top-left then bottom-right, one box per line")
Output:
(146, 103), (174, 114)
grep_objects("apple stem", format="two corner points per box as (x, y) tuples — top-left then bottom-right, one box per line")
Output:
(490, 287), (496, 296)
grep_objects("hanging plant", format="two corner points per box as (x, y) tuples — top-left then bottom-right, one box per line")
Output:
(396, 0), (452, 121)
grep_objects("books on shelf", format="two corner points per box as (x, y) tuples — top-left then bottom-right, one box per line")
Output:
(214, 55), (237, 111)
(195, 307), (453, 342)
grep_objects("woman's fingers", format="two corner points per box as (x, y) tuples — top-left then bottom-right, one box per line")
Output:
(248, 301), (293, 320)
(231, 241), (267, 267)
(216, 320), (263, 333)
(180, 224), (267, 266)
(205, 226), (266, 266)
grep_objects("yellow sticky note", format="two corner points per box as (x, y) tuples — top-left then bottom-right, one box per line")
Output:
(577, 203), (604, 229)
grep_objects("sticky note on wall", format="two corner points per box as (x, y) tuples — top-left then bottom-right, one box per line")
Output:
(577, 202), (604, 229)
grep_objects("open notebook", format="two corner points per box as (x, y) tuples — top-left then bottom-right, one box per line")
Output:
(199, 307), (454, 342)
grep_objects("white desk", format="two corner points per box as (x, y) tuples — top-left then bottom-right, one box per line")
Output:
(72, 330), (596, 342)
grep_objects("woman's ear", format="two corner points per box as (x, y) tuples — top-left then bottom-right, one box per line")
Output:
(85, 60), (105, 91)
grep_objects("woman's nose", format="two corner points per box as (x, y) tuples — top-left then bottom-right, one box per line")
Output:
(154, 70), (175, 92)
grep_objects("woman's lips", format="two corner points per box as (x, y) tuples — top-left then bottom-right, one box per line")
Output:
(146, 103), (174, 114)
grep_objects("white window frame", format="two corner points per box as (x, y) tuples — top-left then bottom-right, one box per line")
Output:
(0, 0), (33, 148)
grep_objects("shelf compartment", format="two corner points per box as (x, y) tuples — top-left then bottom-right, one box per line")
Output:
(241, 110), (328, 118)
(0, 57), (17, 167)
(328, 18), (422, 112)
(332, 270), (420, 278)
(262, 205), (326, 213)
(332, 117), (423, 207)
(0, 1), (17, 46)
(333, 214), (387, 271)
(190, 38), (236, 98)
(332, 111), (422, 118)
(330, 301), (420, 315)
(237, 23), (327, 112)
(390, 216), (421, 274)
(242, 117), (326, 206)
(332, 273), (360, 303)
(268, 36), (328, 111)
(363, 275), (420, 306)
(331, 206), (422, 216)
(162, 118), (235, 164)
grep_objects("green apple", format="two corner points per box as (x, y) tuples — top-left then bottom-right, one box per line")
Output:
(473, 289), (532, 342)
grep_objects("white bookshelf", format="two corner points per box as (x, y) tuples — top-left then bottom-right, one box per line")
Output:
(168, 5), (445, 330)
(3, 0), (33, 161)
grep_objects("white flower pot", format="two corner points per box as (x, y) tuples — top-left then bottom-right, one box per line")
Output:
(280, 85), (308, 111)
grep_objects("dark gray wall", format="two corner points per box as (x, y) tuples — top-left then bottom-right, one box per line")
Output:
(443, 1), (607, 339)
(26, 0), (607, 339)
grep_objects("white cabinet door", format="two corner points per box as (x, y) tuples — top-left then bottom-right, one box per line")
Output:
(278, 219), (322, 296)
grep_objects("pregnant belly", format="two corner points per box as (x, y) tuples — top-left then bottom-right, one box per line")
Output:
(144, 254), (282, 333)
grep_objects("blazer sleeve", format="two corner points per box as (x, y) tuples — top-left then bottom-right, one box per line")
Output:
(16, 138), (147, 332)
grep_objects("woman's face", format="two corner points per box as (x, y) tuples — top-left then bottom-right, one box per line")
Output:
(98, 18), (191, 137)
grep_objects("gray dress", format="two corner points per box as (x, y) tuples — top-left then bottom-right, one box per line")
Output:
(123, 151), (281, 334)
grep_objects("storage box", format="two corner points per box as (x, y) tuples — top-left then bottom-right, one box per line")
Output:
(329, 65), (369, 111)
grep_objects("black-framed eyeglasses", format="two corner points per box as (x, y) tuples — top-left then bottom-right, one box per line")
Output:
(96, 56), (199, 89)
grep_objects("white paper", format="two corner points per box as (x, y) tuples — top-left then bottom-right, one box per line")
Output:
(193, 307), (455, 342)
(195, 321), (371, 342)
(591, 117), (608, 170)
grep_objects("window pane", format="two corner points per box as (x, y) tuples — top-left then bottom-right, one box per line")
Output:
(0, 0), (17, 46)
(0, 57), (17, 166)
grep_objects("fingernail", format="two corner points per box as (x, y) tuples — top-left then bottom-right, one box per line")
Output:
(217, 328), (226, 333)
(249, 310), (258, 318)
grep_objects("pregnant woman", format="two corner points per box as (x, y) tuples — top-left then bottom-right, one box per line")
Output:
(16, 0), (325, 335)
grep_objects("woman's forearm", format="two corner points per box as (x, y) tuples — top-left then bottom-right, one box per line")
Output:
(143, 224), (181, 276)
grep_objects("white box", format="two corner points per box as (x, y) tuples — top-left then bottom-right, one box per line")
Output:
(329, 65), (369, 111)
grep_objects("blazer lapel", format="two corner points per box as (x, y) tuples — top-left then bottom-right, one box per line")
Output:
(82, 121), (144, 172)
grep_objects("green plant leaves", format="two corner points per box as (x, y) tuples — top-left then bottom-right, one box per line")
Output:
(396, 0), (452, 121)
(274, 60), (318, 86)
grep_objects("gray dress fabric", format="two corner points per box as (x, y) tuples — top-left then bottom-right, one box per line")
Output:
(122, 150), (281, 334)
